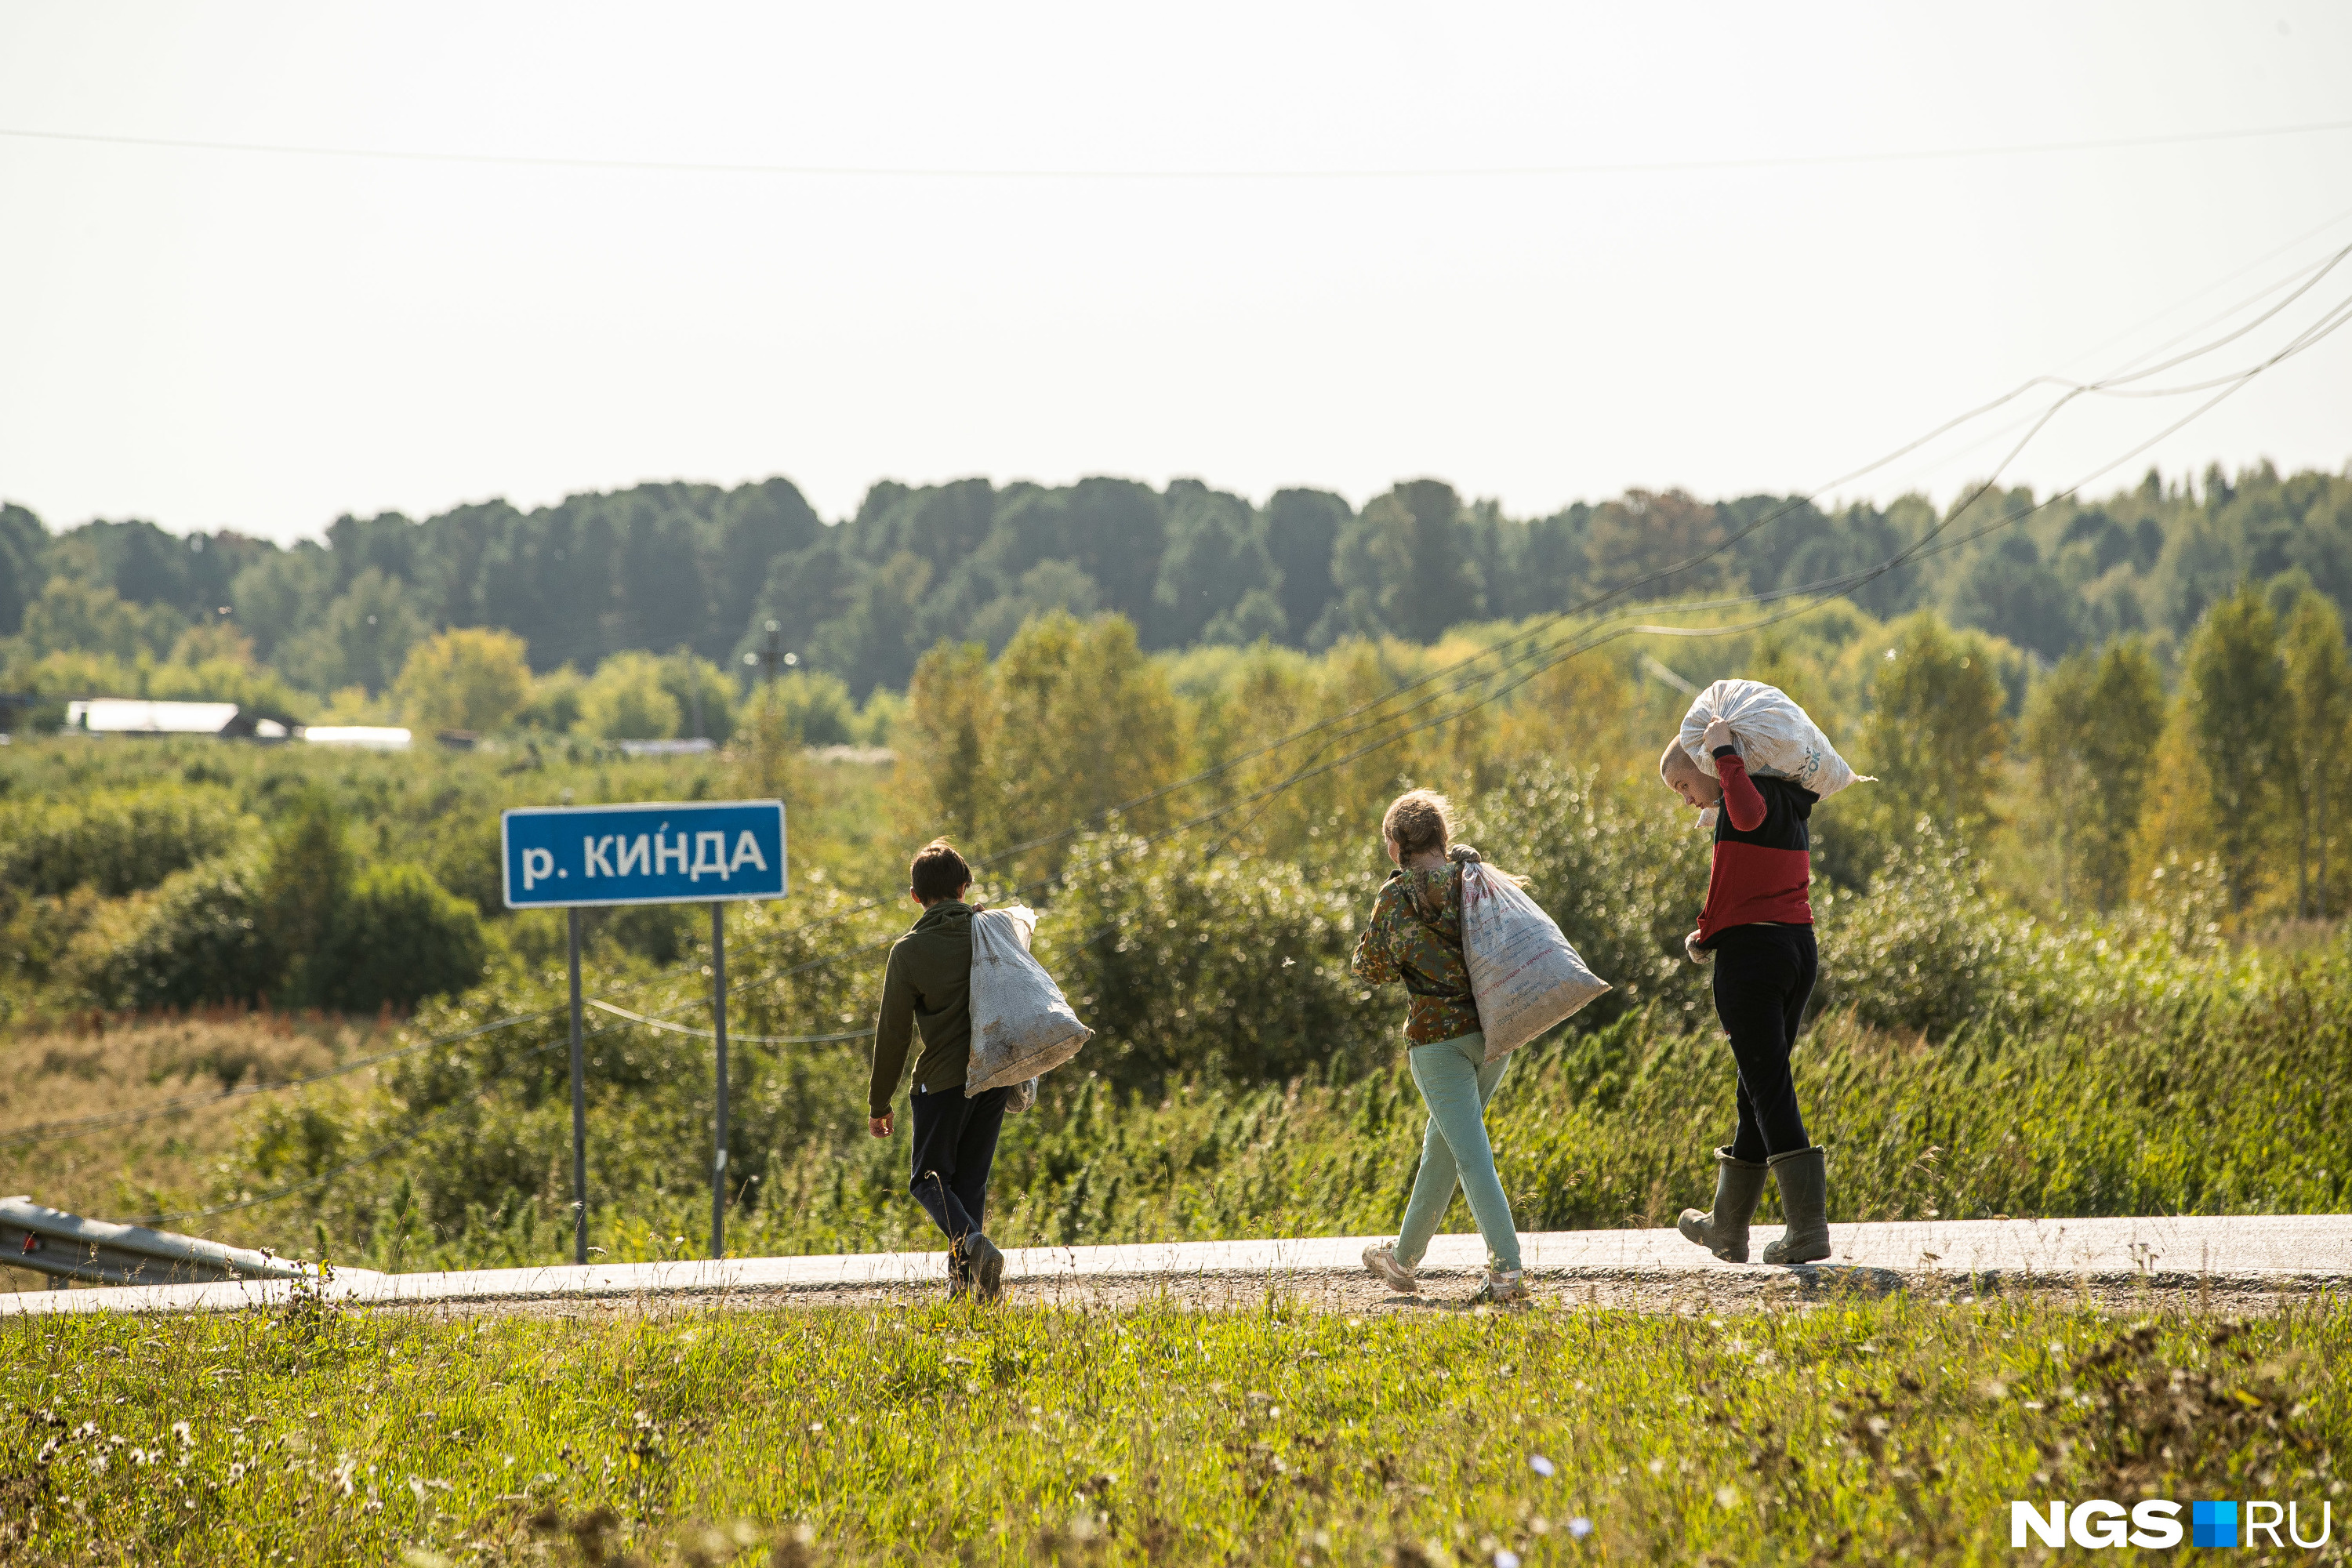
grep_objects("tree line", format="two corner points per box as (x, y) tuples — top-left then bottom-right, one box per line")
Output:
(3, 462), (2347, 715)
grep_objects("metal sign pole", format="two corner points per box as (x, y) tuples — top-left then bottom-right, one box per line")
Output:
(568, 907), (588, 1267)
(710, 903), (728, 1260)
(501, 799), (783, 1271)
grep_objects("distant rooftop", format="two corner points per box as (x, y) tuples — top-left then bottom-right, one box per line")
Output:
(616, 737), (717, 757)
(299, 726), (412, 750)
(68, 699), (246, 735)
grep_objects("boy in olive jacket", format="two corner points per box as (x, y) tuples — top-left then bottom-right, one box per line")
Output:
(867, 838), (1010, 1301)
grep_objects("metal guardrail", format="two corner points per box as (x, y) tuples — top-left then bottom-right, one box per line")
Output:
(1, 1196), (370, 1288)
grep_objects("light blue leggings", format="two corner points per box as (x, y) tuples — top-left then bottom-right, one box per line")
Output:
(1395, 1030), (1523, 1273)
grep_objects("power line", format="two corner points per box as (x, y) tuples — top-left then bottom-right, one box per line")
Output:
(131, 1009), (652, 1226)
(5, 118), (2349, 181)
(574, 252), (2352, 1032)
(586, 996), (867, 1044)
(0, 1007), (557, 1151)
(2057, 202), (2352, 376)
(46, 219), (2348, 1198)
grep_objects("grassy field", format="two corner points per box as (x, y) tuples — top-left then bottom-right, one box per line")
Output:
(6, 938), (2343, 1276)
(2, 1291), (2345, 1566)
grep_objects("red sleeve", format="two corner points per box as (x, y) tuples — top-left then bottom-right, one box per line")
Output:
(1715, 747), (1766, 833)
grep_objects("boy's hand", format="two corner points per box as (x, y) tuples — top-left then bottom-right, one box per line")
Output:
(869, 1112), (893, 1138)
(1700, 717), (1736, 755)
(1684, 930), (1714, 965)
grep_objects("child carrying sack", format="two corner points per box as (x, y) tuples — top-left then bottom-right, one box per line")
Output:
(1677, 679), (1870, 801)
(965, 904), (1092, 1105)
(1451, 847), (1610, 1063)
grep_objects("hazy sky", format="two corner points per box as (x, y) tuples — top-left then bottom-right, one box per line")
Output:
(2, 3), (2348, 543)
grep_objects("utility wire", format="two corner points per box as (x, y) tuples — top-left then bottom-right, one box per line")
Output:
(586, 996), (868, 1044)
(0, 1008), (557, 1151)
(131, 1009), (652, 1226)
(46, 223), (2346, 1184)
(137, 300), (2339, 1227)
(5, 117), (2349, 180)
(561, 260), (2352, 1036)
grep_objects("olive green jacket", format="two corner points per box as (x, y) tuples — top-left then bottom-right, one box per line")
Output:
(868, 900), (975, 1116)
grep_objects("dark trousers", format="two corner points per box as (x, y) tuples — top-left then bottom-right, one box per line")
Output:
(1709, 924), (1818, 1164)
(908, 1083), (1011, 1251)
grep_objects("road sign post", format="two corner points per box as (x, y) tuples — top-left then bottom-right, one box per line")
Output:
(709, 902), (728, 1261)
(503, 800), (786, 1263)
(568, 908), (587, 1265)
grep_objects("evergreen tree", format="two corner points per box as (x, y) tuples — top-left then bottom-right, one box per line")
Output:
(1263, 488), (1346, 639)
(2179, 583), (2291, 910)
(1860, 614), (2009, 834)
(2022, 637), (2166, 911)
(2281, 590), (2352, 916)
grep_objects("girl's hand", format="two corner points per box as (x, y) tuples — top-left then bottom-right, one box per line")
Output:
(1684, 931), (1713, 965)
(869, 1113), (894, 1138)
(1701, 717), (1736, 754)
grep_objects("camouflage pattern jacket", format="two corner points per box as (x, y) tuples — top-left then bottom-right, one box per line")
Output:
(1350, 865), (1482, 1046)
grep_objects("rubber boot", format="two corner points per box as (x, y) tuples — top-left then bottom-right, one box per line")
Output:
(964, 1231), (1007, 1302)
(1676, 1147), (1769, 1263)
(1762, 1146), (1831, 1265)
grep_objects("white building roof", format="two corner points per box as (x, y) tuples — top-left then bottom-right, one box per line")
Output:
(67, 699), (242, 735)
(299, 726), (412, 750)
(615, 737), (717, 757)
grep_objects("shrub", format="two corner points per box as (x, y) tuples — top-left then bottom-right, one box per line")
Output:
(1040, 832), (1388, 1091)
(394, 626), (535, 734)
(312, 863), (488, 1012)
(259, 793), (354, 1007)
(1475, 760), (1712, 1029)
(575, 651), (681, 741)
(105, 858), (286, 1011)
(0, 789), (248, 898)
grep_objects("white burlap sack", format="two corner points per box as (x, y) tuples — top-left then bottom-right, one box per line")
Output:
(965, 905), (1091, 1097)
(1454, 849), (1610, 1062)
(1678, 679), (1869, 801)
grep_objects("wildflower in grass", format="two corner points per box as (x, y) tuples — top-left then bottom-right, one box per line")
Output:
(1568, 1518), (1594, 1539)
(1495, 1552), (1522, 1568)
(1529, 1454), (1555, 1477)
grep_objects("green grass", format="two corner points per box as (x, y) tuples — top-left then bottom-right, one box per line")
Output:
(5, 1292), (2347, 1566)
(138, 943), (2344, 1276)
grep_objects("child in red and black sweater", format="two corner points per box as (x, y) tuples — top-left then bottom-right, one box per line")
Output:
(1658, 716), (1831, 1266)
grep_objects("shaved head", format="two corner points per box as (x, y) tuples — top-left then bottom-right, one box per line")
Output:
(1659, 737), (1722, 809)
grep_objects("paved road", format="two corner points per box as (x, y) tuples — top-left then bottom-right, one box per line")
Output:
(5, 1213), (2348, 1317)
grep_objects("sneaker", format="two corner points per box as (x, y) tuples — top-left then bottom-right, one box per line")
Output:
(1470, 1269), (1530, 1307)
(964, 1231), (1006, 1303)
(1362, 1243), (1419, 1295)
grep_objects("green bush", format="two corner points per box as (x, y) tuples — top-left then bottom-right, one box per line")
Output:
(1813, 822), (2232, 1038)
(94, 816), (486, 1015)
(1040, 832), (1388, 1091)
(1476, 760), (1711, 1029)
(105, 858), (285, 1011)
(0, 788), (247, 898)
(313, 862), (488, 1012)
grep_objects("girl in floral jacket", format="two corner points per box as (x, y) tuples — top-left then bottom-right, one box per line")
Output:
(1352, 789), (1526, 1305)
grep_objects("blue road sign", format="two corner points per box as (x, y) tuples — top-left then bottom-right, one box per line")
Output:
(501, 800), (786, 909)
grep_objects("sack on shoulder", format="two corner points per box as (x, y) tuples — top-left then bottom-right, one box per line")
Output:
(965, 905), (1092, 1096)
(1453, 848), (1610, 1063)
(1677, 678), (1869, 802)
